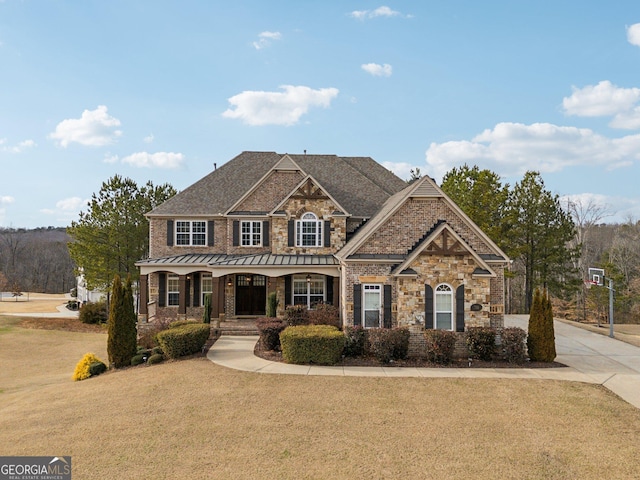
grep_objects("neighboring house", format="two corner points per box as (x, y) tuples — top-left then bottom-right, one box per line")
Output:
(136, 151), (509, 334)
(75, 271), (106, 304)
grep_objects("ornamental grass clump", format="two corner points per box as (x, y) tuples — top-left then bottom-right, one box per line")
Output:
(280, 325), (345, 365)
(72, 353), (107, 381)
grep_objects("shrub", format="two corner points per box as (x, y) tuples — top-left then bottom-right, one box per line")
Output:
(88, 361), (107, 376)
(343, 326), (367, 357)
(156, 323), (211, 359)
(256, 317), (287, 351)
(424, 329), (457, 364)
(280, 325), (345, 365)
(168, 319), (199, 329)
(528, 288), (556, 362)
(147, 353), (164, 365)
(79, 301), (107, 324)
(466, 327), (497, 361)
(107, 275), (138, 368)
(266, 291), (279, 318)
(73, 353), (107, 381)
(131, 354), (146, 366)
(365, 328), (410, 363)
(308, 303), (340, 328)
(203, 293), (212, 324)
(284, 305), (310, 326)
(501, 327), (527, 364)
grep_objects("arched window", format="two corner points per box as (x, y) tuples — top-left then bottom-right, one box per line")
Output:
(296, 212), (323, 247)
(435, 284), (453, 330)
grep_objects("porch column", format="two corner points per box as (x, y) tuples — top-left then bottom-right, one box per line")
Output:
(211, 277), (222, 319)
(333, 276), (340, 308)
(139, 274), (148, 317)
(178, 274), (187, 317)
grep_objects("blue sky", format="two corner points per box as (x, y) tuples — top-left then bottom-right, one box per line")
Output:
(1, 1), (640, 228)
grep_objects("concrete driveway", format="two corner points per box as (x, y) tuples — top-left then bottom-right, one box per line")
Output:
(506, 314), (640, 408)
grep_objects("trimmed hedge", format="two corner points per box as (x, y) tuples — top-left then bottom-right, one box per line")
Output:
(466, 327), (496, 361)
(147, 353), (164, 365)
(366, 328), (410, 363)
(424, 329), (457, 364)
(168, 319), (199, 329)
(257, 317), (288, 351)
(79, 301), (107, 324)
(501, 327), (527, 364)
(156, 323), (211, 359)
(280, 325), (345, 365)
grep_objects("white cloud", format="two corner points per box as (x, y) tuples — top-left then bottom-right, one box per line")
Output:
(627, 23), (640, 47)
(561, 192), (640, 223)
(56, 197), (86, 212)
(0, 196), (15, 205)
(382, 161), (420, 180)
(103, 153), (119, 164)
(252, 31), (282, 50)
(222, 85), (339, 126)
(349, 6), (411, 20)
(121, 151), (185, 168)
(143, 133), (154, 144)
(361, 63), (393, 77)
(0, 139), (36, 153)
(48, 105), (122, 147)
(425, 122), (640, 181)
(563, 81), (640, 117)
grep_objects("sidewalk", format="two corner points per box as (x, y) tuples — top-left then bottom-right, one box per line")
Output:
(207, 315), (640, 409)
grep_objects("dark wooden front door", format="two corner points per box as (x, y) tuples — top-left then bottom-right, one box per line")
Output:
(235, 274), (266, 316)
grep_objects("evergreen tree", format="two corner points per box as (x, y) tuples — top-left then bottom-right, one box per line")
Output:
(107, 274), (138, 368)
(527, 288), (556, 362)
(505, 171), (580, 311)
(67, 175), (176, 290)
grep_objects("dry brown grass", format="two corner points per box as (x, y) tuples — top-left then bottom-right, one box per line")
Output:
(1, 317), (640, 479)
(0, 292), (70, 314)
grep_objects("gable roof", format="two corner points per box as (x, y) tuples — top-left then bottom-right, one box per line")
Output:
(147, 151), (407, 218)
(336, 175), (510, 262)
(270, 175), (350, 216)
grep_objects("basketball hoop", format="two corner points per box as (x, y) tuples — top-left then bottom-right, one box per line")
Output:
(584, 280), (597, 290)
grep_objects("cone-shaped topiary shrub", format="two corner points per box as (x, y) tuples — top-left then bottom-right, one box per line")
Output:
(107, 275), (138, 368)
(527, 288), (556, 362)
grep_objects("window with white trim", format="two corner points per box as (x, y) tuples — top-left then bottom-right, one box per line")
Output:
(296, 212), (322, 247)
(167, 275), (179, 306)
(201, 274), (212, 305)
(435, 284), (453, 330)
(241, 221), (261, 246)
(293, 275), (325, 308)
(363, 284), (382, 328)
(176, 220), (206, 246)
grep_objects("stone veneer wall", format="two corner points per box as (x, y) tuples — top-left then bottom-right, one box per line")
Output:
(357, 198), (492, 255)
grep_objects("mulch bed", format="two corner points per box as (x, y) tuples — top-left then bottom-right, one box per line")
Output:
(254, 342), (566, 369)
(16, 317), (106, 334)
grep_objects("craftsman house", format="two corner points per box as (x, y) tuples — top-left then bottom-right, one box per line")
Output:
(136, 151), (509, 332)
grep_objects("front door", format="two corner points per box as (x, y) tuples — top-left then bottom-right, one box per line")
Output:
(235, 274), (266, 316)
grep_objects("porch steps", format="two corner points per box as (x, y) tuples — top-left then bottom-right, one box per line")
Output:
(216, 319), (259, 336)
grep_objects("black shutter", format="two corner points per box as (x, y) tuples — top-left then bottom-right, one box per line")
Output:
(324, 220), (331, 247)
(383, 284), (392, 328)
(207, 221), (215, 247)
(232, 220), (240, 246)
(166, 220), (174, 246)
(288, 220), (295, 247)
(326, 276), (333, 305)
(285, 275), (292, 306)
(193, 273), (200, 308)
(425, 284), (433, 329)
(158, 273), (166, 307)
(353, 284), (362, 327)
(263, 220), (270, 247)
(456, 285), (465, 332)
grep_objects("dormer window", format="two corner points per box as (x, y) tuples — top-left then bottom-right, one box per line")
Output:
(296, 212), (323, 247)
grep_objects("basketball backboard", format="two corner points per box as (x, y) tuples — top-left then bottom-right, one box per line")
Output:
(588, 268), (605, 286)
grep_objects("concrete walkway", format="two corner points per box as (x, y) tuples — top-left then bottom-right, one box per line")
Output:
(207, 314), (640, 409)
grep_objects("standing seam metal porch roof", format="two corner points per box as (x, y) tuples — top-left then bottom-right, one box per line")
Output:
(136, 253), (340, 267)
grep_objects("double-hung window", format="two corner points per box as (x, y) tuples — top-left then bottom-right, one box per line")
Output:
(435, 284), (453, 330)
(201, 274), (213, 305)
(292, 275), (325, 308)
(296, 213), (322, 247)
(176, 220), (206, 246)
(167, 275), (179, 306)
(241, 221), (261, 246)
